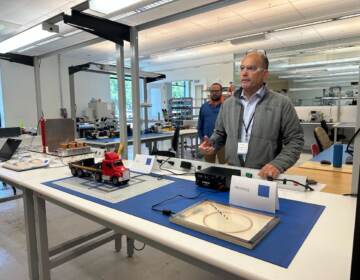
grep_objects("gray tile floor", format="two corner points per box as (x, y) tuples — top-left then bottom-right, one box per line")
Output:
(0, 186), (220, 280)
(0, 143), (312, 280)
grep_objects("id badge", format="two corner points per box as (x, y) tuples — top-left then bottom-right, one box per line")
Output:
(237, 142), (248, 155)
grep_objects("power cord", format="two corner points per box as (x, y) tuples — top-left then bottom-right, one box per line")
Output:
(267, 176), (314, 191)
(157, 157), (196, 177)
(151, 190), (219, 216)
(346, 128), (360, 156)
(133, 241), (146, 251)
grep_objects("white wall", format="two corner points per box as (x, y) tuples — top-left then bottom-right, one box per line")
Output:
(0, 60), (37, 128)
(0, 55), (111, 128)
(162, 61), (233, 88)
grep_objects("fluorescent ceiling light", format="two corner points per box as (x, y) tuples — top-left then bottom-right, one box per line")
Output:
(279, 71), (358, 79)
(288, 87), (325, 92)
(294, 76), (358, 83)
(89, 0), (144, 14)
(273, 19), (333, 32)
(0, 23), (58, 54)
(229, 33), (266, 45)
(338, 13), (360, 20)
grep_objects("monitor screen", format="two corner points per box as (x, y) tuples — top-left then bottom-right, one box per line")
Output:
(0, 138), (22, 159)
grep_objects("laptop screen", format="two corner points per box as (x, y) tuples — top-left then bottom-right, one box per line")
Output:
(0, 138), (22, 160)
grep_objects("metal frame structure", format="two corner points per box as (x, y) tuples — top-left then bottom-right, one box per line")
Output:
(68, 62), (165, 158)
(0, 175), (133, 280)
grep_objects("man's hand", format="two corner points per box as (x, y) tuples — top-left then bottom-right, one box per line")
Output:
(258, 163), (280, 179)
(199, 136), (215, 156)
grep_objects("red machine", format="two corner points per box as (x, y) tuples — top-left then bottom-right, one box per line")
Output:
(69, 152), (130, 185)
(40, 116), (46, 153)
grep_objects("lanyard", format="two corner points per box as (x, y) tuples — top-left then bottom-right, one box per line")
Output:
(242, 112), (255, 140)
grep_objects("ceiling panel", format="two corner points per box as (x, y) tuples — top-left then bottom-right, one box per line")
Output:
(314, 17), (360, 39)
(270, 27), (322, 46)
(290, 0), (360, 19)
(232, 0), (290, 15)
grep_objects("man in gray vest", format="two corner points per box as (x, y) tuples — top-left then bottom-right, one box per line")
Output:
(200, 50), (304, 179)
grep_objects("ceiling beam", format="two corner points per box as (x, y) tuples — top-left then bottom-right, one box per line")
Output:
(138, 0), (242, 31)
(37, 0), (242, 58)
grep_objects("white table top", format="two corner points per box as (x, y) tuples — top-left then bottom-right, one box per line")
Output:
(300, 122), (336, 125)
(333, 122), (356, 128)
(0, 160), (355, 280)
(82, 128), (198, 147)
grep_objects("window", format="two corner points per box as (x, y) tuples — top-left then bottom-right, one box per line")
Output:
(110, 76), (133, 119)
(172, 80), (190, 98)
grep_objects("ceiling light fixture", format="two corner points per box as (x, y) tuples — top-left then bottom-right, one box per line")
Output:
(273, 19), (333, 32)
(229, 33), (267, 45)
(89, 0), (145, 14)
(0, 22), (59, 54)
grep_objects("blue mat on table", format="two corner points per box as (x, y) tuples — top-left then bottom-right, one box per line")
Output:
(311, 144), (348, 163)
(87, 132), (173, 143)
(43, 174), (325, 268)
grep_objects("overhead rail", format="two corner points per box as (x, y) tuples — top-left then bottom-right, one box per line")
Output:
(68, 62), (166, 83)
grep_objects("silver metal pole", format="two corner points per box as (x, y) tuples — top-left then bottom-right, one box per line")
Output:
(69, 73), (77, 134)
(116, 44), (128, 159)
(34, 57), (43, 120)
(144, 80), (149, 130)
(130, 26), (141, 156)
(34, 195), (51, 280)
(23, 189), (39, 280)
(57, 54), (64, 109)
(351, 67), (360, 194)
(69, 73), (76, 120)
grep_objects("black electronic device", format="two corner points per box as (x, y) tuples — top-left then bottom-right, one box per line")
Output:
(346, 156), (353, 165)
(0, 127), (21, 138)
(320, 160), (331, 165)
(180, 161), (192, 169)
(195, 166), (241, 191)
(0, 138), (22, 162)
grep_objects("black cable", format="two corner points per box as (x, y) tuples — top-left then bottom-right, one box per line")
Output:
(267, 177), (314, 191)
(346, 128), (360, 156)
(157, 156), (195, 176)
(133, 241), (146, 251)
(151, 190), (219, 216)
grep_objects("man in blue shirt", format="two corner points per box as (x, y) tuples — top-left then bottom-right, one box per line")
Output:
(197, 83), (226, 163)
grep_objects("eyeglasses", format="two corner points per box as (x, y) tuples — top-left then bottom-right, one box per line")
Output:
(245, 49), (267, 56)
(239, 65), (264, 73)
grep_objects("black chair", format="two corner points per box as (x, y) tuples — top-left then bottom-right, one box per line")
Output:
(151, 126), (180, 157)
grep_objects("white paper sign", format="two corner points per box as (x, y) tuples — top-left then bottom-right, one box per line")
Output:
(129, 154), (155, 174)
(229, 176), (278, 213)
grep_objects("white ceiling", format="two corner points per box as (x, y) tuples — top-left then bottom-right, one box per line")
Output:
(1, 0), (360, 88)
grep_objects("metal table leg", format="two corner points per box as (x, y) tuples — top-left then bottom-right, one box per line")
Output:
(23, 189), (39, 280)
(126, 237), (134, 257)
(180, 135), (185, 158)
(34, 195), (51, 280)
(114, 233), (122, 252)
(334, 127), (338, 142)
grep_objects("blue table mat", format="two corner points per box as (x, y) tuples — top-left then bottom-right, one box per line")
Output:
(311, 144), (349, 163)
(43, 175), (325, 268)
(87, 132), (173, 143)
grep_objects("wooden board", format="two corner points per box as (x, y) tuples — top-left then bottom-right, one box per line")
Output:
(286, 166), (352, 195)
(299, 161), (353, 174)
